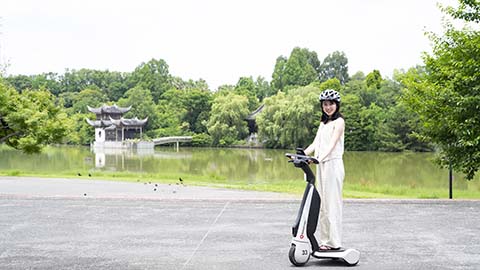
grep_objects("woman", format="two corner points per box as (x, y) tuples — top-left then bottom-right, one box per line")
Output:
(304, 89), (345, 251)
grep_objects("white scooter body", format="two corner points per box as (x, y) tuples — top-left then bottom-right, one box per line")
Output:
(312, 249), (360, 266)
(286, 151), (360, 267)
(289, 185), (315, 265)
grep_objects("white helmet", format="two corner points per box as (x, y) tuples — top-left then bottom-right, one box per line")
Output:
(319, 89), (341, 103)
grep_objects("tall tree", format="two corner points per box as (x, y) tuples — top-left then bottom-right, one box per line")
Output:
(161, 88), (212, 134)
(206, 93), (250, 146)
(271, 56), (287, 91)
(282, 47), (319, 88)
(128, 58), (173, 103)
(234, 77), (260, 111)
(253, 76), (275, 102)
(256, 85), (321, 149)
(318, 51), (349, 84)
(118, 86), (159, 136)
(71, 88), (108, 114)
(0, 79), (70, 153)
(402, 0), (480, 179)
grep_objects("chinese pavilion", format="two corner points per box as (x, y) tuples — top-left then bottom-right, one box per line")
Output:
(86, 104), (148, 143)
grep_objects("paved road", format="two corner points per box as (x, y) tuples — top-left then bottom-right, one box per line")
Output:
(1, 177), (479, 270)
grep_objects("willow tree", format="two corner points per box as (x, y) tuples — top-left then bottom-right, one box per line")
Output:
(206, 93), (250, 146)
(256, 85), (321, 149)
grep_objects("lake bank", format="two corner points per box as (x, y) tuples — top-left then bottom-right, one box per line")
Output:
(1, 145), (479, 199)
(1, 172), (478, 199)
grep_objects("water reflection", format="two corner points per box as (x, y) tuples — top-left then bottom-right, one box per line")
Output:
(0, 145), (478, 195)
(92, 146), (192, 170)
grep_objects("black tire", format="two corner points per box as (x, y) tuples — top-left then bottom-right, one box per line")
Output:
(289, 245), (308, 266)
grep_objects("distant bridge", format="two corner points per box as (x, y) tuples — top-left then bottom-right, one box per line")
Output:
(152, 136), (192, 149)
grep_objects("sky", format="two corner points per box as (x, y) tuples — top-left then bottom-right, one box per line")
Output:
(0, 0), (457, 90)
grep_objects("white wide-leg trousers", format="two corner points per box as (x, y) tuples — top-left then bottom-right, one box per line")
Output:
(315, 158), (344, 248)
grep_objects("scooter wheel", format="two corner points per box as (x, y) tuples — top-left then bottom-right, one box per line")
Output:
(289, 244), (308, 266)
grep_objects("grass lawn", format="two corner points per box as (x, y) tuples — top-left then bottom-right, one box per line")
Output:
(1, 169), (479, 199)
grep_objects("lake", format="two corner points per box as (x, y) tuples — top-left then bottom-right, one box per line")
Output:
(0, 145), (478, 198)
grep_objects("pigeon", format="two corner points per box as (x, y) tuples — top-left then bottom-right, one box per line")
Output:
(88, 173), (92, 177)
(77, 173), (81, 176)
(179, 178), (184, 185)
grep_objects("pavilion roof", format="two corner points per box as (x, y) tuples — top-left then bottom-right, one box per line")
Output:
(85, 119), (113, 128)
(109, 116), (148, 127)
(85, 117), (148, 128)
(246, 104), (265, 120)
(87, 104), (132, 114)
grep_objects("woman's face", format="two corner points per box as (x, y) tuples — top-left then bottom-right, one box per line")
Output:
(322, 100), (337, 117)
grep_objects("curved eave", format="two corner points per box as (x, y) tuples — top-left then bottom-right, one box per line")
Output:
(85, 118), (101, 127)
(108, 116), (122, 126)
(87, 105), (102, 114)
(121, 117), (148, 126)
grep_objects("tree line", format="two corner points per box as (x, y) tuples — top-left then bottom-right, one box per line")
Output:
(1, 0), (478, 179)
(1, 50), (429, 152)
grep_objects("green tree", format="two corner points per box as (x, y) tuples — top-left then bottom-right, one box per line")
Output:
(206, 93), (250, 146)
(65, 113), (94, 145)
(341, 93), (365, 150)
(128, 58), (173, 103)
(5, 75), (33, 93)
(365, 70), (382, 89)
(318, 51), (349, 84)
(402, 0), (480, 179)
(253, 76), (275, 101)
(71, 88), (108, 114)
(271, 56), (287, 91)
(0, 79), (70, 153)
(234, 77), (260, 111)
(59, 69), (130, 101)
(257, 85), (321, 148)
(283, 47), (319, 88)
(160, 88), (212, 134)
(118, 86), (159, 136)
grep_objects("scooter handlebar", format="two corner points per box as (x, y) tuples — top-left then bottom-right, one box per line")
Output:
(285, 153), (319, 164)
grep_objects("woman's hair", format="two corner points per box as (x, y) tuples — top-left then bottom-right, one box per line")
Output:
(321, 100), (343, 124)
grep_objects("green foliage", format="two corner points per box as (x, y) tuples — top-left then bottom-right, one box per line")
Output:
(191, 133), (213, 147)
(128, 58), (173, 103)
(257, 85), (321, 148)
(282, 47), (319, 88)
(234, 77), (260, 111)
(0, 79), (70, 153)
(271, 56), (287, 91)
(64, 113), (94, 145)
(60, 69), (130, 101)
(206, 93), (250, 146)
(71, 88), (108, 114)
(160, 88), (213, 134)
(318, 51), (349, 84)
(272, 48), (350, 92)
(402, 0), (480, 179)
(365, 70), (382, 89)
(117, 86), (159, 136)
(253, 76), (275, 101)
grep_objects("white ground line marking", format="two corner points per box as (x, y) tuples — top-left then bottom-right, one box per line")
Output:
(181, 201), (230, 269)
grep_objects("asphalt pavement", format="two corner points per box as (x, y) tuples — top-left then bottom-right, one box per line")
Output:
(0, 177), (479, 270)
